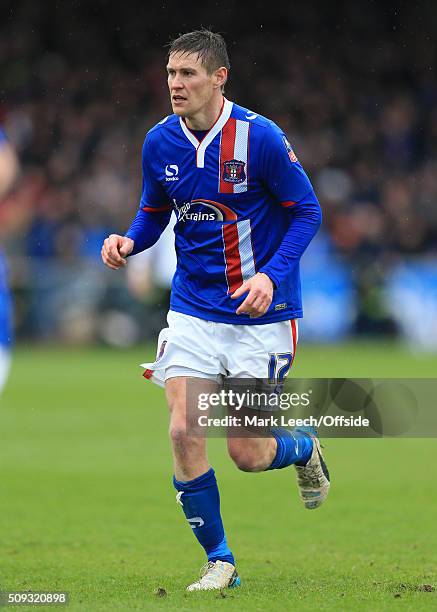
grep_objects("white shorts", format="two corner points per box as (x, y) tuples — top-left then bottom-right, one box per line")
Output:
(140, 311), (298, 387)
(0, 346), (11, 394)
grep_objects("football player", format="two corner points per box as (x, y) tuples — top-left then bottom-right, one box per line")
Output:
(102, 29), (330, 591)
(0, 127), (19, 392)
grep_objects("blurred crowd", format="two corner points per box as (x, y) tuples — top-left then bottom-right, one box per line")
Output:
(0, 0), (436, 341)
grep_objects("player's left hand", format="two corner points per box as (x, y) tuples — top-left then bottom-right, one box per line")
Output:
(231, 273), (274, 318)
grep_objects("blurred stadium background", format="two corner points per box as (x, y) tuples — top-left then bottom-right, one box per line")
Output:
(1, 3), (437, 609)
(1, 0), (437, 350)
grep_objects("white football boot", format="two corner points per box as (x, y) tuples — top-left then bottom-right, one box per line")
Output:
(294, 430), (330, 509)
(186, 560), (241, 591)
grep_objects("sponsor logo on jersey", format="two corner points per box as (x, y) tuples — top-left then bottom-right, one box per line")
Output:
(173, 199), (236, 223)
(274, 303), (287, 311)
(165, 164), (179, 181)
(282, 136), (298, 163)
(174, 201), (216, 222)
(222, 159), (246, 184)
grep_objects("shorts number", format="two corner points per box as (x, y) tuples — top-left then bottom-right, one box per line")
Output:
(268, 352), (293, 382)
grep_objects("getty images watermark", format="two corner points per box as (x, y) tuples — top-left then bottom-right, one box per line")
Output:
(196, 388), (369, 429)
(185, 378), (437, 438)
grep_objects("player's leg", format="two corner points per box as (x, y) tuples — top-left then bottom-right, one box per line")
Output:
(166, 374), (210, 481)
(224, 319), (330, 508)
(225, 318), (311, 470)
(140, 312), (240, 589)
(227, 428), (313, 472)
(227, 426), (329, 508)
(166, 373), (239, 590)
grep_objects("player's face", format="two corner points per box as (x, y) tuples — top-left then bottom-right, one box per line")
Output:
(167, 52), (218, 117)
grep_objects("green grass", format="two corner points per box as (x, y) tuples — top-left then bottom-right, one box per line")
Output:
(1, 342), (436, 611)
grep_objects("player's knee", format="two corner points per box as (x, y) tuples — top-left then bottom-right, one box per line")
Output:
(169, 421), (202, 452)
(228, 446), (264, 472)
(169, 422), (188, 446)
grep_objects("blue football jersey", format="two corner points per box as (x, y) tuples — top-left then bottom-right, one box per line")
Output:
(128, 100), (321, 324)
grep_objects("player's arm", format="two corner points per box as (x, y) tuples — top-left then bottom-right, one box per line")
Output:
(231, 125), (321, 317)
(0, 132), (19, 199)
(101, 135), (172, 270)
(258, 193), (321, 290)
(259, 126), (322, 287)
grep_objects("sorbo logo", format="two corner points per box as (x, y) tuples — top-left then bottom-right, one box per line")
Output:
(165, 164), (179, 181)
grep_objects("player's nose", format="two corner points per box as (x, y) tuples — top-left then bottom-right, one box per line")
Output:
(171, 74), (184, 89)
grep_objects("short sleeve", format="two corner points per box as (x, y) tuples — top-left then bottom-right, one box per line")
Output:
(260, 123), (314, 204)
(140, 135), (172, 212)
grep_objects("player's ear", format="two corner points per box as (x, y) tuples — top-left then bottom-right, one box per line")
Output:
(213, 67), (228, 90)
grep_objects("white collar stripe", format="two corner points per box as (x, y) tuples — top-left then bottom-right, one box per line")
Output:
(179, 119), (199, 148)
(179, 99), (234, 168)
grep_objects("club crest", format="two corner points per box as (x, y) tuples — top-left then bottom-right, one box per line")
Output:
(222, 159), (246, 184)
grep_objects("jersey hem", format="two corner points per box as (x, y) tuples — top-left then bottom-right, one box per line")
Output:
(169, 304), (303, 325)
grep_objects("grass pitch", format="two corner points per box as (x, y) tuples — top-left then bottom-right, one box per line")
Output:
(1, 342), (436, 611)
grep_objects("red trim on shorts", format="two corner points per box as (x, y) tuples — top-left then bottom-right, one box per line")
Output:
(290, 319), (297, 366)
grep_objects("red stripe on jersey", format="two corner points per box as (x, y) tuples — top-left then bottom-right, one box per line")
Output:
(222, 223), (243, 293)
(219, 118), (237, 193)
(290, 319), (297, 366)
(142, 204), (172, 213)
(281, 201), (296, 208)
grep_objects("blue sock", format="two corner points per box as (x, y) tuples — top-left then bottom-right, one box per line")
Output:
(173, 467), (234, 565)
(267, 427), (313, 470)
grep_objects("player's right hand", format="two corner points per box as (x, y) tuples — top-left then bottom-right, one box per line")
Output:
(101, 234), (134, 270)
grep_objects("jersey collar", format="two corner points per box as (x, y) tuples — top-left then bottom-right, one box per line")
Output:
(179, 98), (233, 168)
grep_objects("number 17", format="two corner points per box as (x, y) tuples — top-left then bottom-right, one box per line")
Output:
(268, 352), (293, 382)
